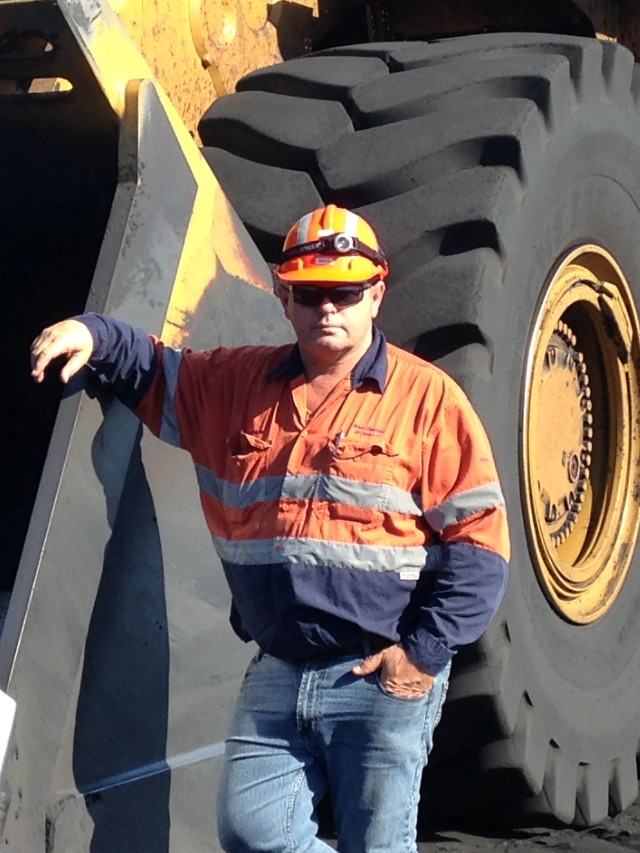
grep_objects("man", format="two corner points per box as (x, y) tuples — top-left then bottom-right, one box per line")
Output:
(31, 204), (510, 853)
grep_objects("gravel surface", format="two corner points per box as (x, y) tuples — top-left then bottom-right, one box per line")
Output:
(417, 790), (640, 852)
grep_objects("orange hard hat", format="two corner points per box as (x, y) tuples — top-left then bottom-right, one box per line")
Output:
(275, 205), (389, 284)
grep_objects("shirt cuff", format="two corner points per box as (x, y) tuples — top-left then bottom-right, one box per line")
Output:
(74, 312), (110, 361)
(401, 629), (453, 676)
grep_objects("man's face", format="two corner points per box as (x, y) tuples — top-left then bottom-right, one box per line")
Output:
(277, 280), (386, 364)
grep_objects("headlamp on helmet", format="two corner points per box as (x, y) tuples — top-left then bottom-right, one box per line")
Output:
(333, 233), (355, 253)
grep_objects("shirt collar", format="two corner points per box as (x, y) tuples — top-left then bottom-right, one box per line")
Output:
(267, 326), (388, 391)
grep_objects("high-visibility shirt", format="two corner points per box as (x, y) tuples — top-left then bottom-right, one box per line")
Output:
(82, 313), (509, 675)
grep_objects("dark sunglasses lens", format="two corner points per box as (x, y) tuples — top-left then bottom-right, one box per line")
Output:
(332, 287), (366, 306)
(292, 286), (367, 307)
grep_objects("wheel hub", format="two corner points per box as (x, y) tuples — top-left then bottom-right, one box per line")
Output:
(523, 246), (640, 623)
(537, 322), (592, 547)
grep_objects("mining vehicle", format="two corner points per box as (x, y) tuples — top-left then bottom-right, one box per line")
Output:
(3, 0), (640, 849)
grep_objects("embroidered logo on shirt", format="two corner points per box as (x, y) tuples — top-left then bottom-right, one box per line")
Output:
(353, 423), (385, 437)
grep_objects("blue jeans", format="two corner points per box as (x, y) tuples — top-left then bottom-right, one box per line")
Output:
(217, 650), (450, 853)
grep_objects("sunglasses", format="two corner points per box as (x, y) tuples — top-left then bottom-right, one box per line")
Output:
(281, 283), (373, 308)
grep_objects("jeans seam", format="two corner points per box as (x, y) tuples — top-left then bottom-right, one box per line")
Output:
(402, 670), (449, 850)
(284, 765), (308, 852)
(396, 688), (431, 851)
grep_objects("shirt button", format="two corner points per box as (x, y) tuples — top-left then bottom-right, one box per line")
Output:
(301, 429), (308, 436)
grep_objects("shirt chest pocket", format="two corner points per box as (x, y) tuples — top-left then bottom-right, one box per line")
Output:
(226, 431), (273, 504)
(322, 440), (399, 524)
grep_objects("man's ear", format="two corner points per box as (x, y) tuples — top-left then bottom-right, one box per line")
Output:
(370, 279), (386, 319)
(274, 280), (292, 317)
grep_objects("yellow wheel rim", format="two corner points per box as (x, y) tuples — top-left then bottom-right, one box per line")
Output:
(523, 245), (640, 623)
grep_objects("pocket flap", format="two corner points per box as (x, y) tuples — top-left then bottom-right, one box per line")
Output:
(230, 431), (273, 455)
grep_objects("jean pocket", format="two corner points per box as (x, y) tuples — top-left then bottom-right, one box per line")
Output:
(374, 674), (430, 702)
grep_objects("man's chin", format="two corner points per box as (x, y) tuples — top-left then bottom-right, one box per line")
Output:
(308, 330), (345, 347)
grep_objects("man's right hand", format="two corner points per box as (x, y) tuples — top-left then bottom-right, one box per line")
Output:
(30, 319), (94, 384)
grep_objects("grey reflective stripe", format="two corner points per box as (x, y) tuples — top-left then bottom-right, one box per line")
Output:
(424, 482), (505, 532)
(159, 347), (183, 447)
(344, 209), (360, 237)
(297, 211), (312, 244)
(195, 466), (422, 516)
(196, 464), (284, 508)
(281, 473), (422, 516)
(212, 534), (431, 574)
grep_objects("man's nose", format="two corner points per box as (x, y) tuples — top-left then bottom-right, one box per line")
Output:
(318, 296), (337, 312)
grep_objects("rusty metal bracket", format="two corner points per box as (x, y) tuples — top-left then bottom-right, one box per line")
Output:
(188, 0), (227, 96)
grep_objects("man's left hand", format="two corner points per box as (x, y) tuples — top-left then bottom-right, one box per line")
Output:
(352, 644), (435, 698)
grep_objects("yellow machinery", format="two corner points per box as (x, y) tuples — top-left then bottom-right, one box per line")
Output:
(3, 0), (640, 849)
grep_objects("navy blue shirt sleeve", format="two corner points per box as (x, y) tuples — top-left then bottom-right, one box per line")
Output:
(77, 313), (158, 408)
(401, 542), (508, 674)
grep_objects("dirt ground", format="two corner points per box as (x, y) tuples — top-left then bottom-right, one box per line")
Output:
(417, 788), (640, 852)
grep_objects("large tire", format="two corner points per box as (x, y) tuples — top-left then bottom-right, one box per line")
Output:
(198, 34), (640, 827)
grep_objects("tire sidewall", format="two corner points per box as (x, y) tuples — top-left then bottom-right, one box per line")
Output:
(468, 109), (640, 745)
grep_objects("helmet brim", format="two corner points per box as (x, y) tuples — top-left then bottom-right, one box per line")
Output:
(276, 266), (379, 285)
(275, 253), (386, 284)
